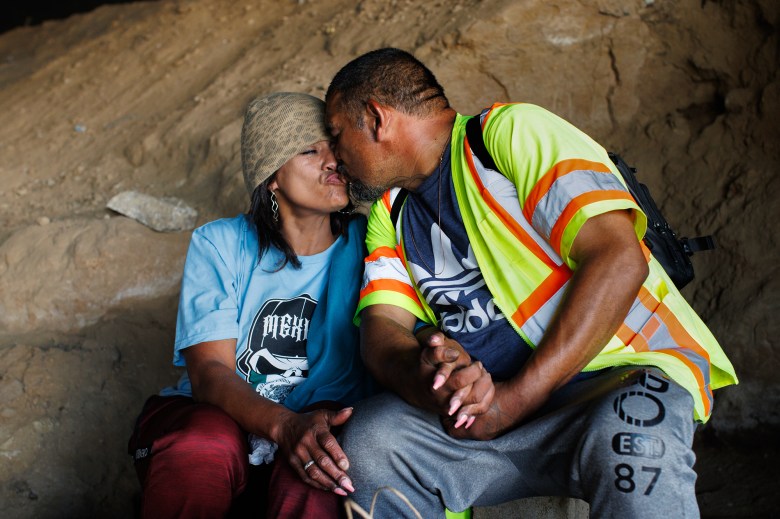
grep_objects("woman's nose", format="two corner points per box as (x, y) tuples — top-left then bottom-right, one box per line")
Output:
(323, 147), (338, 170)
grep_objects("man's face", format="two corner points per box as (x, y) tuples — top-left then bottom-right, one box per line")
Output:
(325, 95), (393, 202)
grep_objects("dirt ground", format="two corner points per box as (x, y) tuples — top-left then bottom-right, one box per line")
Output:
(0, 0), (777, 517)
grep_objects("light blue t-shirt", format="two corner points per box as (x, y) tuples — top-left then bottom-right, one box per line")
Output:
(162, 215), (338, 401)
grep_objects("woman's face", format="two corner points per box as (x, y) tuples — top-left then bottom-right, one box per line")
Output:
(269, 140), (349, 217)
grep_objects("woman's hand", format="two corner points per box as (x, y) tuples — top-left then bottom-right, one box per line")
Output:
(417, 329), (496, 425)
(274, 407), (355, 495)
(442, 382), (514, 441)
(183, 341), (355, 494)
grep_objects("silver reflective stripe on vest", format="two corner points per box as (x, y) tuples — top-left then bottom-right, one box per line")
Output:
(623, 296), (654, 332)
(364, 254), (412, 288)
(532, 171), (627, 241)
(474, 112), (565, 266)
(471, 156), (564, 267)
(621, 294), (713, 411)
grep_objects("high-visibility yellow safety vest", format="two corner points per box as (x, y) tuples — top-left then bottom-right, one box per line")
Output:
(356, 103), (737, 422)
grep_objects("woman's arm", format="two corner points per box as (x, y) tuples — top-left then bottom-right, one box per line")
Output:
(183, 339), (355, 496)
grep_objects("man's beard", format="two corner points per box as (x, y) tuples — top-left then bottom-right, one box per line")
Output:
(348, 178), (390, 203)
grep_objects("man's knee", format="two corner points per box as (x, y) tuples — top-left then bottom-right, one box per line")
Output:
(576, 370), (698, 514)
(580, 371), (694, 457)
(341, 393), (411, 453)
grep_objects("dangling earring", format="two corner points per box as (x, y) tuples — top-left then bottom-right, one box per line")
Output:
(339, 182), (356, 215)
(270, 191), (279, 222)
(338, 200), (356, 215)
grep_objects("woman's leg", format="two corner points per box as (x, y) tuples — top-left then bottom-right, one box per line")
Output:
(267, 456), (344, 518)
(129, 395), (250, 519)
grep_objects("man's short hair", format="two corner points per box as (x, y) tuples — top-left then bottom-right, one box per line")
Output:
(326, 48), (450, 128)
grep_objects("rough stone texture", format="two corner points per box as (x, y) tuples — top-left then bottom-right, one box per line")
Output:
(0, 299), (182, 519)
(0, 0), (776, 517)
(106, 191), (198, 232)
(0, 217), (190, 334)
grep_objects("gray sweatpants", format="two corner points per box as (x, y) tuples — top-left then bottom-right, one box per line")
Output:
(340, 367), (698, 518)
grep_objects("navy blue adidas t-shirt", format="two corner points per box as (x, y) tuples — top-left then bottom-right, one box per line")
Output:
(401, 144), (533, 381)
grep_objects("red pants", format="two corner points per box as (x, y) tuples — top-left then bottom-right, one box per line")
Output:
(128, 395), (343, 518)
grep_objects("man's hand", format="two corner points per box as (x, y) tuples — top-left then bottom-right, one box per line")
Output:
(418, 328), (470, 391)
(274, 407), (355, 496)
(442, 382), (515, 440)
(359, 306), (496, 421)
(417, 329), (496, 425)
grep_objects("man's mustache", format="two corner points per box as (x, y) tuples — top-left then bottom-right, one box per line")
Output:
(348, 179), (388, 203)
(338, 163), (386, 202)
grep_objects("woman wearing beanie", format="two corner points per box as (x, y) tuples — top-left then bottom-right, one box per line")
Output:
(128, 92), (374, 518)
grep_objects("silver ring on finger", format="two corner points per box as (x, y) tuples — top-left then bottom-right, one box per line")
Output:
(303, 460), (315, 471)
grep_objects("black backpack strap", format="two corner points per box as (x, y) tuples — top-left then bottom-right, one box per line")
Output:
(465, 115), (498, 171)
(681, 236), (716, 255)
(390, 188), (409, 228)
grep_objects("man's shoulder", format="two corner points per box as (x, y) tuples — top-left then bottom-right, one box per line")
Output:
(486, 102), (562, 128)
(482, 102), (593, 159)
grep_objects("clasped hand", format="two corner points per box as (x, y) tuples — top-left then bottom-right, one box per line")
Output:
(417, 329), (496, 432)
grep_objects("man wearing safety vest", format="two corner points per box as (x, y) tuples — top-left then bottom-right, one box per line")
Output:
(324, 48), (737, 518)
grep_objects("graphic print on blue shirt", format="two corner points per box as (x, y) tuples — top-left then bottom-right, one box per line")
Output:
(402, 144), (532, 380)
(237, 294), (316, 403)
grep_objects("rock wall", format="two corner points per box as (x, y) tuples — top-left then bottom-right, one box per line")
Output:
(0, 0), (776, 516)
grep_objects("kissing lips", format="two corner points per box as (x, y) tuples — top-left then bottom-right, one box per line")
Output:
(325, 171), (346, 185)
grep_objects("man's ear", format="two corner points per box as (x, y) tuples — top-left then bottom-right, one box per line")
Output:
(365, 99), (392, 142)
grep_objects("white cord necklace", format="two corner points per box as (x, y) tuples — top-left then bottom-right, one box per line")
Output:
(409, 135), (452, 276)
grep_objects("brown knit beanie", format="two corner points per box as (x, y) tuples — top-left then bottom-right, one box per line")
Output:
(241, 92), (331, 195)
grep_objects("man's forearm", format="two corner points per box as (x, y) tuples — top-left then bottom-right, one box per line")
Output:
(499, 211), (648, 426)
(360, 311), (432, 408)
(361, 305), (493, 423)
